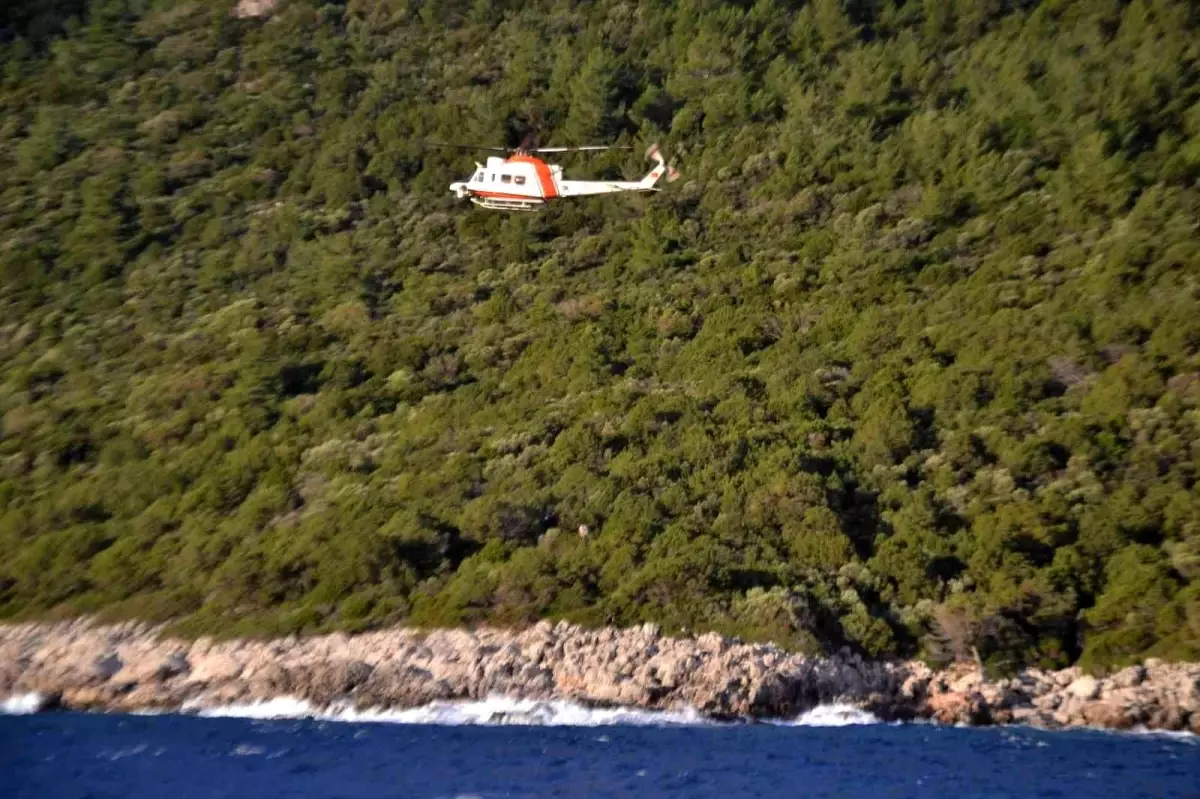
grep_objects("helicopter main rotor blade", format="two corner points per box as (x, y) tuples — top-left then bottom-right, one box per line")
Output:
(426, 142), (512, 153)
(530, 146), (633, 152)
(425, 142), (637, 155)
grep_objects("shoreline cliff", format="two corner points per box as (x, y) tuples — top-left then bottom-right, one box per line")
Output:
(2, 619), (1197, 733)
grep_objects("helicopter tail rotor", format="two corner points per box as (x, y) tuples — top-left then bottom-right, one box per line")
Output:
(647, 143), (681, 182)
(639, 143), (679, 189)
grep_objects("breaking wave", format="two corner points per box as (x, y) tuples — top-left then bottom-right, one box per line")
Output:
(1126, 726), (1197, 742)
(7, 691), (882, 728)
(782, 703), (882, 727)
(182, 695), (714, 727)
(1, 692), (48, 715)
(182, 696), (886, 728)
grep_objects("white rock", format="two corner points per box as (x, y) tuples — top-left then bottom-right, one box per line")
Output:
(1054, 668), (1079, 687)
(233, 0), (280, 19)
(1068, 675), (1100, 700)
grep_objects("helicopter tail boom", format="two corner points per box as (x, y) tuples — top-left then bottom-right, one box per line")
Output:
(558, 144), (676, 197)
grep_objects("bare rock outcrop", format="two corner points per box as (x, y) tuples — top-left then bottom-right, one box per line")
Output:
(1, 619), (1197, 734)
(233, 0), (281, 19)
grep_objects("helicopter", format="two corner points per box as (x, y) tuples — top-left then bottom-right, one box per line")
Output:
(439, 141), (679, 211)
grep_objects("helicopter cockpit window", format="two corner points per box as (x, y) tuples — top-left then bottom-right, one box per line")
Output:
(473, 170), (482, 181)
(514, 176), (526, 185)
(501, 174), (512, 184)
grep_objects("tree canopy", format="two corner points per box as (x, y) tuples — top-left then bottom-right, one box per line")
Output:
(1, 0), (1199, 674)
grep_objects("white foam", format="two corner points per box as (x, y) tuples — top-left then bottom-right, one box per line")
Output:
(231, 743), (266, 756)
(183, 695), (712, 727)
(1, 692), (47, 715)
(183, 696), (316, 720)
(101, 743), (149, 761)
(1126, 726), (1197, 742)
(785, 703), (882, 727)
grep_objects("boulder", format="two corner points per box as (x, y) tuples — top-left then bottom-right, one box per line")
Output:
(1147, 705), (1187, 731)
(748, 672), (799, 717)
(1010, 706), (1047, 725)
(248, 663), (293, 695)
(949, 669), (983, 695)
(927, 689), (990, 725)
(357, 664), (457, 707)
(1032, 692), (1061, 710)
(1180, 676), (1200, 713)
(62, 685), (118, 709)
(1068, 675), (1101, 700)
(979, 683), (1022, 712)
(113, 651), (190, 684)
(189, 653), (244, 684)
(303, 660), (374, 703)
(1112, 665), (1146, 689)
(93, 653), (123, 681)
(1082, 700), (1134, 730)
(1054, 668), (1079, 688)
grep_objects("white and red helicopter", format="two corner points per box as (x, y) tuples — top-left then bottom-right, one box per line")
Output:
(442, 142), (678, 211)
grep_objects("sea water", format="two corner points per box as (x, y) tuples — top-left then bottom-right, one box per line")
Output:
(2, 696), (1196, 798)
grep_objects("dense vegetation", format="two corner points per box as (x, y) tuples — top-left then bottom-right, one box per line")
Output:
(1, 0), (1198, 674)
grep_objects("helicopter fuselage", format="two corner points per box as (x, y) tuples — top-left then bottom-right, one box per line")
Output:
(449, 155), (559, 210)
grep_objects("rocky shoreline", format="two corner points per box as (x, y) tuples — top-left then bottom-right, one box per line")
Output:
(2, 619), (1197, 733)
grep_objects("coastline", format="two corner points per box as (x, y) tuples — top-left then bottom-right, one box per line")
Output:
(2, 619), (1197, 733)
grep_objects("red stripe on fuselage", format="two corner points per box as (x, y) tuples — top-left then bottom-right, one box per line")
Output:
(505, 155), (559, 199)
(471, 190), (546, 202)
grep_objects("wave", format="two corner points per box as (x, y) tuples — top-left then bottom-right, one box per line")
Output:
(1, 692), (48, 715)
(23, 692), (1185, 739)
(1126, 726), (1197, 742)
(6, 690), (880, 728)
(182, 695), (714, 727)
(182, 696), (317, 720)
(780, 703), (882, 727)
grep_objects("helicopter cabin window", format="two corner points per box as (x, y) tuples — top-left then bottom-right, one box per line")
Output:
(514, 175), (526, 185)
(501, 174), (512, 184)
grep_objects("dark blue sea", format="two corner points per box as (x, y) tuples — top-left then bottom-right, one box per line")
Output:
(3, 700), (1198, 799)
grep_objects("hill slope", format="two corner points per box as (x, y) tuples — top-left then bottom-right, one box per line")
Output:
(1, 0), (1198, 673)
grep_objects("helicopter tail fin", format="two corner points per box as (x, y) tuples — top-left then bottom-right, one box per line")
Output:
(639, 143), (670, 189)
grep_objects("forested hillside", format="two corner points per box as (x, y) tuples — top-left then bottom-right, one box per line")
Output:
(1, 0), (1198, 673)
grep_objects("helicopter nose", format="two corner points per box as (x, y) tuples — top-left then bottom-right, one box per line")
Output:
(449, 182), (468, 199)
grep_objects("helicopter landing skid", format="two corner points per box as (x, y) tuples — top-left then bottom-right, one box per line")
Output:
(470, 196), (544, 211)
